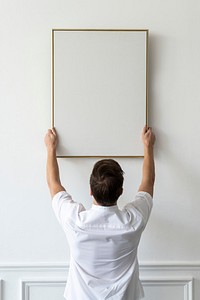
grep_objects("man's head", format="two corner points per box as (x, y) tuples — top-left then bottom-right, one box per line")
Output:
(90, 159), (124, 206)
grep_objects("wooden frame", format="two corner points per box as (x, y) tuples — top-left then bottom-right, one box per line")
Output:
(51, 29), (148, 157)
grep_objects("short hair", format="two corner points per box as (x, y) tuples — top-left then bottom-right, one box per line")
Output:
(90, 159), (124, 206)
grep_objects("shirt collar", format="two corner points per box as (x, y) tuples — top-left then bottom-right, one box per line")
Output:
(91, 204), (118, 211)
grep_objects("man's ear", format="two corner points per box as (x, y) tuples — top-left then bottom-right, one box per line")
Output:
(119, 187), (123, 197)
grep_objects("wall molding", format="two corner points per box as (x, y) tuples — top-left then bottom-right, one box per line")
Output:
(20, 276), (193, 300)
(0, 265), (197, 300)
(140, 262), (200, 271)
(20, 276), (194, 300)
(21, 279), (66, 300)
(141, 278), (193, 300)
(0, 261), (200, 271)
(0, 279), (2, 300)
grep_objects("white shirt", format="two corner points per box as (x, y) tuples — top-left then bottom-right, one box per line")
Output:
(52, 191), (153, 300)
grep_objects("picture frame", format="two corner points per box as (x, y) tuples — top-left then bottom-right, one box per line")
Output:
(52, 29), (148, 157)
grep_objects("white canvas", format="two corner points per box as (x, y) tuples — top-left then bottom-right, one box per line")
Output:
(53, 29), (148, 157)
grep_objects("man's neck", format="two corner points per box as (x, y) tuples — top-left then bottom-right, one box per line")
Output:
(92, 199), (117, 207)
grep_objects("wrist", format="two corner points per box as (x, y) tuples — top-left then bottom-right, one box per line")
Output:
(144, 144), (154, 156)
(47, 145), (57, 154)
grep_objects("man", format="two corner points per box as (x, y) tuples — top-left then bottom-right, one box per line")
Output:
(44, 126), (155, 300)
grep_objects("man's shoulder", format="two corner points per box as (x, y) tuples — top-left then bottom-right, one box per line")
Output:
(52, 190), (86, 223)
(122, 192), (153, 226)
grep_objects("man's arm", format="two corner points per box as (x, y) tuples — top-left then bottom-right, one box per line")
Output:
(138, 126), (156, 197)
(44, 128), (65, 198)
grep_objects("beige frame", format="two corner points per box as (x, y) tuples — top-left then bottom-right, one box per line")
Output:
(52, 29), (149, 158)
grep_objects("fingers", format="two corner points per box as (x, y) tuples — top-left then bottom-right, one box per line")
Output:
(142, 126), (152, 136)
(141, 126), (155, 145)
(47, 127), (57, 136)
(146, 127), (152, 136)
(52, 127), (57, 135)
(44, 127), (58, 148)
(142, 125), (147, 134)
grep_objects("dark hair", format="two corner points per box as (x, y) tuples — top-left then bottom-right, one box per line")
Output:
(90, 159), (124, 206)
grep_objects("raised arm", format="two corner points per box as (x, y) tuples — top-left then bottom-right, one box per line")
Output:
(44, 128), (65, 198)
(138, 126), (156, 197)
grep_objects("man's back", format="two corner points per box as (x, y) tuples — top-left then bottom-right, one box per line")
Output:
(52, 190), (153, 300)
(45, 126), (155, 299)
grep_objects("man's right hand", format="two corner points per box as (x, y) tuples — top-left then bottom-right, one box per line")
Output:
(141, 126), (156, 148)
(44, 128), (58, 151)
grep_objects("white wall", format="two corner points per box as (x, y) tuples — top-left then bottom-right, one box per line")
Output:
(0, 0), (200, 299)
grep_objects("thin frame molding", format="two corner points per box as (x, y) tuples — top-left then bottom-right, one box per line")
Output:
(51, 28), (149, 158)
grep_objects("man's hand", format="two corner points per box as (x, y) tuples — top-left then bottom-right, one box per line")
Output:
(44, 128), (58, 151)
(141, 126), (156, 148)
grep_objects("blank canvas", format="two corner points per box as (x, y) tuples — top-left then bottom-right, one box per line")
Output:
(52, 29), (148, 157)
